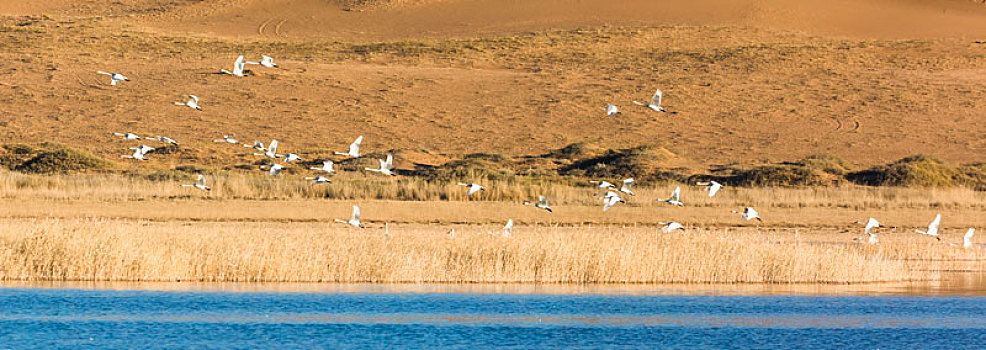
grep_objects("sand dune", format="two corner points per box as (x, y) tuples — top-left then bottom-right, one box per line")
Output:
(4, 0), (986, 40)
(0, 1), (984, 172)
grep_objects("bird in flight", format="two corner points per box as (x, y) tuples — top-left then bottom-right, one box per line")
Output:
(150, 136), (179, 146)
(660, 222), (684, 233)
(246, 55), (279, 68)
(114, 132), (142, 141)
(97, 71), (129, 86)
(121, 145), (154, 161)
(265, 163), (284, 176)
(590, 180), (616, 191)
(697, 181), (723, 198)
(174, 95), (202, 110)
(633, 89), (666, 112)
(503, 219), (513, 237)
(244, 140), (266, 152)
(310, 160), (335, 174)
(181, 174), (211, 191)
(915, 213), (942, 240)
(734, 207), (762, 222)
(618, 178), (635, 196)
(458, 183), (485, 196)
(305, 176), (332, 184)
(335, 205), (363, 228)
(365, 154), (395, 176)
(214, 135), (238, 144)
(604, 104), (619, 118)
(601, 191), (626, 212)
(282, 153), (302, 163)
(659, 186), (684, 206)
(862, 217), (880, 244)
(255, 140), (279, 159)
(523, 195), (553, 213)
(220, 55), (246, 77)
(335, 136), (363, 158)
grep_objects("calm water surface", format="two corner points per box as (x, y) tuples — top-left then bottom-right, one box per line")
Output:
(0, 282), (984, 349)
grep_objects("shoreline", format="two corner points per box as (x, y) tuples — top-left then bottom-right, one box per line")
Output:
(3, 274), (984, 297)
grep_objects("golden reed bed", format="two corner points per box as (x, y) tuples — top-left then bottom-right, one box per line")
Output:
(1, 219), (981, 284)
(1, 172), (984, 208)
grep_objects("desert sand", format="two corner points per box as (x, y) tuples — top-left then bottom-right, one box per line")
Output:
(0, 0), (984, 172)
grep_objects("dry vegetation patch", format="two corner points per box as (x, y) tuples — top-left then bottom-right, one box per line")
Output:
(847, 155), (986, 188)
(1, 143), (112, 174)
(1, 219), (964, 284)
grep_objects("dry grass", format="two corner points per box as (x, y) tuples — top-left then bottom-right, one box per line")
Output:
(1, 171), (984, 210)
(4, 219), (979, 284)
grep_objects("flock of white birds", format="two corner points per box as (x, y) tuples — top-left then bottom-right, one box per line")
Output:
(100, 55), (977, 247)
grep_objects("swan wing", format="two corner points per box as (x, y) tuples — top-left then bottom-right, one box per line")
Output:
(651, 89), (662, 107)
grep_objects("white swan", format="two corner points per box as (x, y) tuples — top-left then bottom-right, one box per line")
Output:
(246, 55), (279, 68)
(734, 207), (762, 222)
(604, 104), (619, 118)
(129, 145), (155, 154)
(590, 180), (616, 191)
(151, 136), (179, 146)
(334, 205), (363, 228)
(181, 174), (211, 191)
(305, 176), (332, 184)
(633, 89), (666, 112)
(659, 186), (684, 206)
(618, 178), (635, 196)
(213, 135), (238, 144)
(174, 95), (202, 110)
(523, 195), (553, 213)
(310, 160), (335, 173)
(335, 136), (363, 158)
(121, 148), (147, 161)
(121, 145), (154, 160)
(282, 153), (302, 163)
(114, 132), (142, 141)
(863, 217), (880, 244)
(254, 140), (279, 158)
(964, 228), (976, 249)
(864, 218), (880, 236)
(503, 219), (513, 237)
(660, 222), (684, 233)
(97, 71), (130, 86)
(915, 213), (942, 240)
(696, 181), (723, 198)
(458, 183), (485, 196)
(220, 55), (246, 77)
(365, 154), (395, 176)
(244, 141), (266, 152)
(265, 163), (284, 176)
(601, 191), (625, 212)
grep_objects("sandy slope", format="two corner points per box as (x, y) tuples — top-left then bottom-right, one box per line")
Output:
(0, 0), (984, 172)
(5, 0), (986, 40)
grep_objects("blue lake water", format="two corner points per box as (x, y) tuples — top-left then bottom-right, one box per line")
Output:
(0, 284), (984, 349)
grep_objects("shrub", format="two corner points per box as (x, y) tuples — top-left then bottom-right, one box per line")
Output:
(560, 145), (672, 178)
(847, 155), (958, 187)
(543, 142), (606, 160)
(12, 143), (111, 174)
